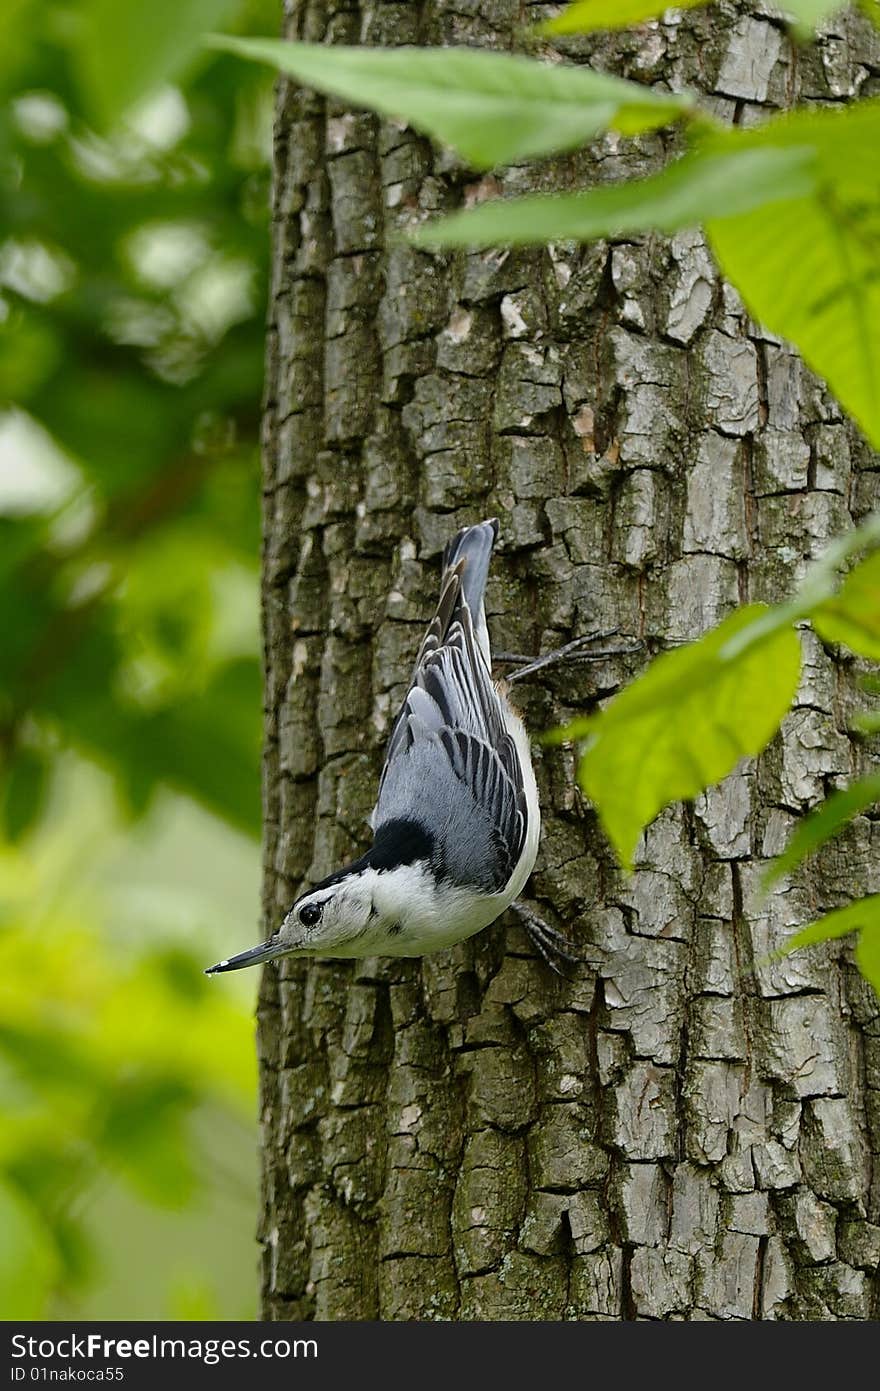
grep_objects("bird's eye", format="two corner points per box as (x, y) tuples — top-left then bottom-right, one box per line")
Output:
(298, 900), (323, 928)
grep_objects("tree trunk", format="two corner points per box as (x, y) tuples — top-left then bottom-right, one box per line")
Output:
(258, 0), (880, 1320)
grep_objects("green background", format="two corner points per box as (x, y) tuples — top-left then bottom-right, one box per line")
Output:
(0, 0), (278, 1318)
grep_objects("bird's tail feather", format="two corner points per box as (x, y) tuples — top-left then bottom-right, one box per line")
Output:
(441, 518), (499, 662)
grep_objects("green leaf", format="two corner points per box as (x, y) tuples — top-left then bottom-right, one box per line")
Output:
(855, 920), (880, 995)
(707, 101), (880, 450)
(781, 0), (847, 36)
(209, 37), (693, 169)
(859, 0), (880, 31)
(811, 549), (880, 659)
(774, 894), (880, 957)
(543, 0), (709, 35)
(542, 0), (843, 37)
(852, 710), (880, 735)
(563, 606), (802, 868)
(76, 0), (242, 127)
(718, 512), (880, 663)
(763, 773), (880, 891)
(408, 144), (816, 248)
(409, 92), (880, 450)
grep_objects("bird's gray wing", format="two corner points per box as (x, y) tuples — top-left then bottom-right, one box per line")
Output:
(373, 599), (528, 893)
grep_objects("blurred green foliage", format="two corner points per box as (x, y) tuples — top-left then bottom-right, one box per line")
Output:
(1, 0), (277, 1317)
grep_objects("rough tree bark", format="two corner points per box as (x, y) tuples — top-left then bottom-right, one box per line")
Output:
(258, 0), (880, 1319)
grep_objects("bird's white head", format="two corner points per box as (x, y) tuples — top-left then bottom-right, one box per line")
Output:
(282, 872), (380, 954)
(206, 870), (379, 973)
(205, 818), (435, 973)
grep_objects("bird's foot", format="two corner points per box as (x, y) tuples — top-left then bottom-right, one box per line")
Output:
(509, 900), (587, 976)
(497, 631), (643, 685)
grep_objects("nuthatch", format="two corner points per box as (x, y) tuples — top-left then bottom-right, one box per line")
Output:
(208, 519), (582, 974)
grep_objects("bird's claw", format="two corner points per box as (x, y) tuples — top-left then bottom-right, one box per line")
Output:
(509, 900), (588, 975)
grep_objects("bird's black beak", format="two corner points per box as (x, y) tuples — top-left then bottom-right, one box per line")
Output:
(205, 939), (284, 974)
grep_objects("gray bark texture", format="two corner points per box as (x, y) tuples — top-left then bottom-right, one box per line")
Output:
(258, 0), (880, 1320)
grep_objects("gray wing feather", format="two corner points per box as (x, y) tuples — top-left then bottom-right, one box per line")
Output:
(374, 574), (528, 892)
